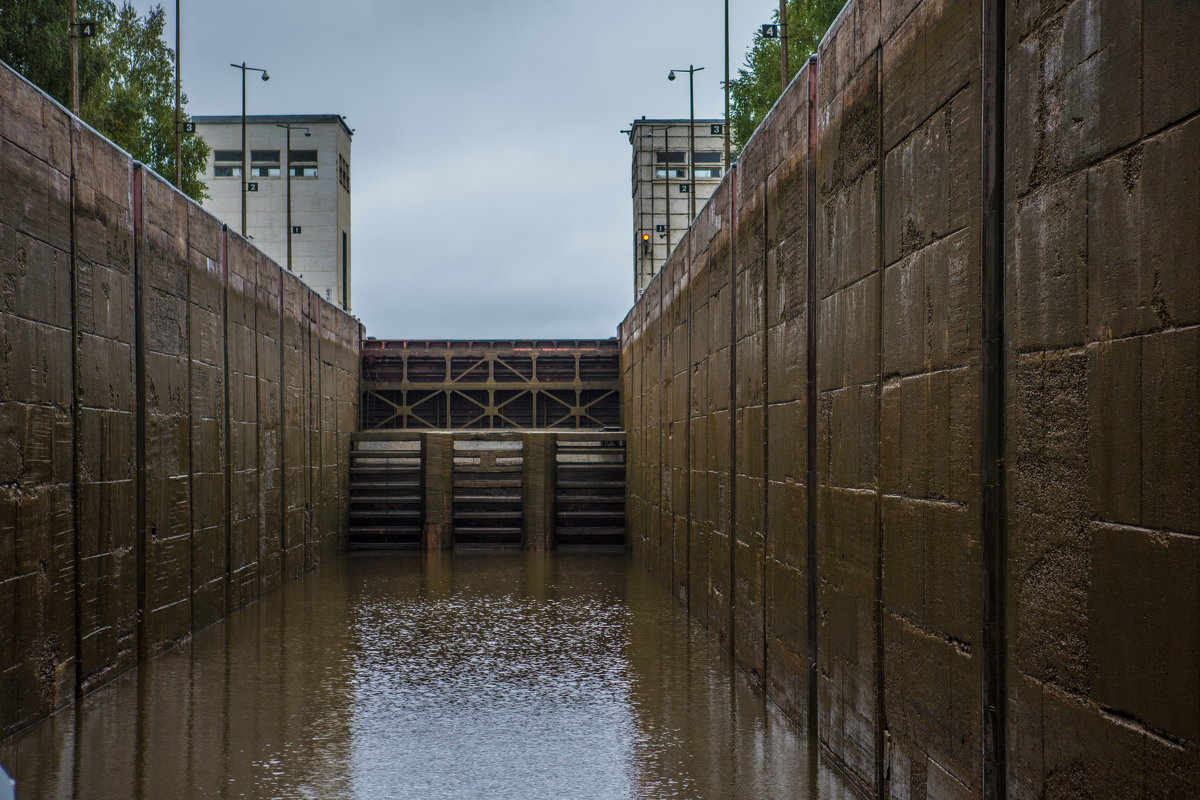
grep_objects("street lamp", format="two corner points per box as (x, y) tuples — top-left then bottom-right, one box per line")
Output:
(230, 62), (269, 236)
(668, 65), (704, 226)
(276, 123), (311, 271)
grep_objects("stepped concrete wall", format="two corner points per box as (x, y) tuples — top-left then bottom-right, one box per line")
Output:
(0, 62), (360, 738)
(619, 0), (1199, 797)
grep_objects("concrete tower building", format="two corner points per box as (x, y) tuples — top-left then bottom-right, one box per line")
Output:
(193, 114), (353, 310)
(628, 117), (728, 298)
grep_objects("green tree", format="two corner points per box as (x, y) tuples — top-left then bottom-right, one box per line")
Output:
(729, 0), (843, 154)
(0, 0), (109, 104)
(0, 1), (209, 201)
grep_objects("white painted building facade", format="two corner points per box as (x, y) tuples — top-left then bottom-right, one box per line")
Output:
(194, 114), (353, 310)
(628, 117), (728, 298)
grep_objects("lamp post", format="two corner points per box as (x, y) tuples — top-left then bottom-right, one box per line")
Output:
(68, 1), (96, 115)
(230, 62), (269, 236)
(724, 1), (731, 165)
(668, 65), (704, 226)
(174, 0), (181, 187)
(69, 0), (79, 114)
(276, 123), (311, 271)
(780, 0), (789, 91)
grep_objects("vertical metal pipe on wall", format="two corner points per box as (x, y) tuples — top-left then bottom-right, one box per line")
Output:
(873, 46), (887, 798)
(684, 234), (693, 609)
(804, 53), (819, 735)
(279, 265), (288, 563)
(980, 0), (1008, 796)
(68, 119), (82, 699)
(727, 165), (738, 652)
(132, 165), (147, 660)
(221, 225), (232, 610)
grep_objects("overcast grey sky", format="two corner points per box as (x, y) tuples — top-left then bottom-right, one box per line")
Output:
(130, 0), (779, 340)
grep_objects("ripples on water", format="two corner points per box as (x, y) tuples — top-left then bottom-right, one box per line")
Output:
(1, 552), (854, 799)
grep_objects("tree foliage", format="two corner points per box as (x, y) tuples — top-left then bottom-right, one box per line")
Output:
(0, 1), (209, 200)
(729, 0), (844, 154)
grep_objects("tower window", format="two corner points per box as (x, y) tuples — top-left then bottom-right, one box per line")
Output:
(213, 150), (242, 177)
(289, 149), (318, 178)
(251, 150), (280, 178)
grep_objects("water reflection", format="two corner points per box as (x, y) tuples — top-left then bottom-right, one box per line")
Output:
(1, 552), (853, 799)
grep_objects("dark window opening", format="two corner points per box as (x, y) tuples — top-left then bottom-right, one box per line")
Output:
(214, 165), (241, 177)
(338, 153), (350, 191)
(290, 149), (318, 178)
(251, 150), (280, 163)
(694, 151), (722, 163)
(213, 149), (241, 162)
(341, 231), (349, 311)
(655, 151), (686, 163)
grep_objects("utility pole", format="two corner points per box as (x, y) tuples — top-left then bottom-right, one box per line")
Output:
(724, 0), (730, 166)
(285, 125), (292, 269)
(230, 62), (269, 237)
(240, 64), (247, 234)
(276, 123), (311, 271)
(668, 65), (705, 226)
(688, 66), (696, 224)
(780, 0), (790, 91)
(69, 0), (79, 114)
(174, 0), (182, 188)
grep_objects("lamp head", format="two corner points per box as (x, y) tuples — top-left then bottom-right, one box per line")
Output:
(667, 70), (676, 81)
(261, 72), (270, 81)
(304, 131), (311, 137)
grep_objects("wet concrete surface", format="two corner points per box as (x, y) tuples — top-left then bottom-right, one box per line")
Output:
(0, 551), (855, 799)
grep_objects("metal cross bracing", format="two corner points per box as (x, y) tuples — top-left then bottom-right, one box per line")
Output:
(360, 339), (622, 431)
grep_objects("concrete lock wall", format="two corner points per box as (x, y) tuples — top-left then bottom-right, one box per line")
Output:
(0, 63), (361, 739)
(619, 0), (1199, 797)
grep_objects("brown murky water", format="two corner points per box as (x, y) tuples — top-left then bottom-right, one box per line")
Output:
(1, 552), (854, 799)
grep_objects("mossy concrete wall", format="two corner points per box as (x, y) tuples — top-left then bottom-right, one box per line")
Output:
(0, 62), (361, 738)
(619, 0), (1199, 796)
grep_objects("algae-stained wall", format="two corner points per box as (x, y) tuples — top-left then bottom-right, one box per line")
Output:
(0, 62), (360, 738)
(619, 0), (1199, 797)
